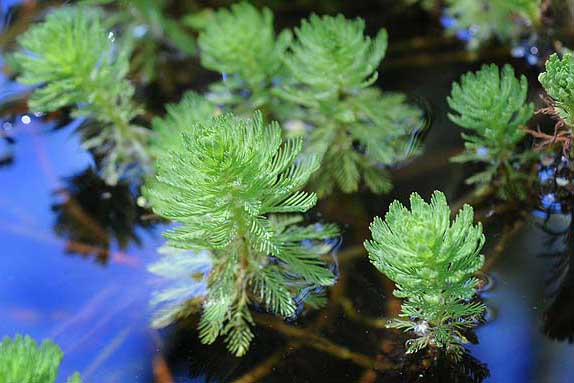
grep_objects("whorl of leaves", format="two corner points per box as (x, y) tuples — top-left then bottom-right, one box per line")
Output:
(144, 111), (338, 356)
(365, 191), (486, 358)
(0, 335), (81, 383)
(279, 14), (387, 103)
(198, 2), (291, 88)
(539, 53), (574, 126)
(447, 64), (534, 198)
(150, 91), (219, 158)
(13, 6), (150, 185)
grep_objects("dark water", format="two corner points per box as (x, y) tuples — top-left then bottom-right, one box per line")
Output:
(1, 1), (574, 382)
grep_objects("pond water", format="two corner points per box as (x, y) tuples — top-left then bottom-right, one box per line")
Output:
(1, 1), (573, 382)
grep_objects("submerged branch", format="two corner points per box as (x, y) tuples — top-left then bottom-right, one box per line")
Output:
(254, 314), (392, 370)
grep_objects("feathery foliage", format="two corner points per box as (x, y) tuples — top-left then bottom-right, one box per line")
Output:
(197, 2), (292, 114)
(144, 111), (338, 356)
(443, 0), (541, 49)
(448, 64), (534, 200)
(150, 91), (219, 158)
(364, 191), (486, 358)
(276, 14), (424, 196)
(13, 6), (150, 185)
(81, 0), (197, 82)
(0, 335), (81, 383)
(539, 53), (574, 127)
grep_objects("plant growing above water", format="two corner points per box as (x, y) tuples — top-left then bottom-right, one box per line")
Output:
(0, 335), (81, 383)
(197, 2), (292, 115)
(276, 14), (424, 196)
(144, 111), (338, 356)
(448, 64), (535, 200)
(364, 191), (486, 358)
(539, 53), (574, 130)
(13, 7), (150, 185)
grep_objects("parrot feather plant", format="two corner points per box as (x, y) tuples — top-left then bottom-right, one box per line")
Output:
(196, 2), (292, 116)
(275, 14), (425, 196)
(0, 334), (81, 383)
(144, 111), (339, 356)
(12, 6), (151, 185)
(448, 64), (535, 200)
(364, 191), (486, 358)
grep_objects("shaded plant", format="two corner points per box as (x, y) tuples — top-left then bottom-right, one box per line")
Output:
(364, 191), (486, 358)
(0, 334), (81, 383)
(144, 111), (338, 356)
(276, 14), (425, 196)
(441, 0), (541, 49)
(12, 6), (151, 185)
(448, 64), (535, 200)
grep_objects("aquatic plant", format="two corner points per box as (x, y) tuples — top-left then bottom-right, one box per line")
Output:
(13, 7), (150, 185)
(364, 191), (486, 358)
(442, 0), (541, 49)
(197, 2), (292, 115)
(144, 111), (338, 356)
(81, 0), (197, 82)
(0, 334), (81, 383)
(150, 91), (219, 158)
(276, 14), (424, 196)
(539, 53), (574, 128)
(448, 64), (535, 200)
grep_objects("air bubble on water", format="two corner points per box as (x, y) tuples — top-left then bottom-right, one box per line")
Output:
(20, 115), (31, 125)
(108, 31), (115, 42)
(2, 121), (12, 131)
(136, 196), (147, 207)
(511, 46), (526, 58)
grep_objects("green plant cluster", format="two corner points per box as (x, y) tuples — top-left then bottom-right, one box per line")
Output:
(81, 0), (197, 83)
(144, 111), (338, 356)
(0, 335), (81, 383)
(443, 0), (541, 49)
(13, 6), (150, 185)
(197, 2), (292, 115)
(276, 14), (424, 196)
(364, 191), (486, 358)
(448, 64), (535, 200)
(539, 53), (574, 127)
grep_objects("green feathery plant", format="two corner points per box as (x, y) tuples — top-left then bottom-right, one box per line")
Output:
(13, 6), (150, 185)
(80, 0), (197, 83)
(197, 2), (292, 115)
(364, 191), (486, 358)
(276, 14), (424, 196)
(150, 91), (219, 159)
(0, 335), (81, 383)
(448, 64), (535, 200)
(144, 111), (339, 356)
(443, 0), (541, 49)
(539, 53), (574, 128)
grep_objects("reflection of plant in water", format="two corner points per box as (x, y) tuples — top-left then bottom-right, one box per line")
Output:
(197, 2), (292, 116)
(12, 7), (151, 185)
(0, 335), (81, 383)
(365, 191), (486, 358)
(276, 14), (425, 196)
(448, 64), (535, 200)
(52, 168), (156, 264)
(144, 112), (338, 356)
